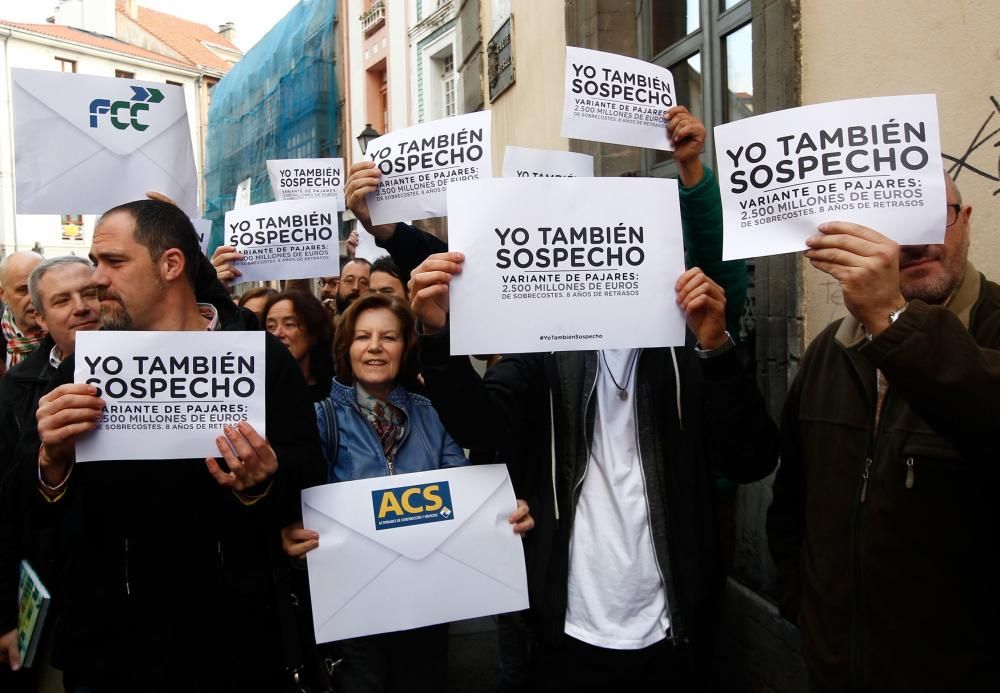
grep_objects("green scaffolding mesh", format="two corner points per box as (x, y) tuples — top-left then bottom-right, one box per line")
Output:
(204, 0), (340, 254)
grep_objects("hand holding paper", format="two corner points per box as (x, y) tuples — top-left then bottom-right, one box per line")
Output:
(675, 267), (728, 350)
(345, 162), (391, 237)
(210, 245), (243, 288)
(205, 421), (278, 492)
(409, 252), (465, 333)
(665, 106), (706, 187)
(36, 383), (105, 486)
(804, 222), (906, 337)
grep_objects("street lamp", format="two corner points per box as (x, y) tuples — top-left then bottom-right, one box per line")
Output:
(357, 123), (380, 155)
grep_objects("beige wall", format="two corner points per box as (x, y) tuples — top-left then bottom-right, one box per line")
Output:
(798, 0), (1000, 342)
(480, 0), (568, 174)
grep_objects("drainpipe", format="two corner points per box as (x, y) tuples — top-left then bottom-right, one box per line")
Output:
(2, 27), (18, 253)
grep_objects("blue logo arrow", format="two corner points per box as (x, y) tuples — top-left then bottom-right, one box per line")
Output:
(130, 86), (149, 102)
(130, 87), (164, 103)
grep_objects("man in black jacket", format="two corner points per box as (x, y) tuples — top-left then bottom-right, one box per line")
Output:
(767, 176), (1000, 692)
(0, 257), (99, 474)
(408, 254), (778, 692)
(5, 200), (324, 692)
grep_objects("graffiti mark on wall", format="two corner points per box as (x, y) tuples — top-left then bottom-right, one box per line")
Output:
(944, 96), (1000, 196)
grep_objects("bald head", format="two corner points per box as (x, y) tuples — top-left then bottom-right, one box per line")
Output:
(0, 251), (45, 334)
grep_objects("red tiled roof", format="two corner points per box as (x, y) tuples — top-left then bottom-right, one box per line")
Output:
(117, 1), (241, 74)
(0, 19), (194, 70)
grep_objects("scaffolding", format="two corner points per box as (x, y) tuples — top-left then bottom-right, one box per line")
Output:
(203, 0), (340, 253)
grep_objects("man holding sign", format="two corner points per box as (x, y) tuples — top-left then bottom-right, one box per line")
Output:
(768, 175), (1000, 691)
(406, 113), (779, 688)
(16, 201), (324, 691)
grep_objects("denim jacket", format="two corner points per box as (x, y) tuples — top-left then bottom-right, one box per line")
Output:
(315, 378), (468, 482)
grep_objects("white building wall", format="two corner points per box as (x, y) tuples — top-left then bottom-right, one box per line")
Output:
(0, 31), (201, 256)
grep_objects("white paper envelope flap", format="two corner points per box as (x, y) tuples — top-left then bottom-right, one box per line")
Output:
(13, 69), (189, 156)
(302, 465), (511, 561)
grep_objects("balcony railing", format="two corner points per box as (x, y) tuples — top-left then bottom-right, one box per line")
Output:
(361, 0), (385, 35)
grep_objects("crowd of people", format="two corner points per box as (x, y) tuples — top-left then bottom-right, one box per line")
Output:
(0, 105), (994, 693)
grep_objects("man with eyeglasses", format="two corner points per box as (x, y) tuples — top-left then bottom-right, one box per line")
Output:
(767, 173), (1000, 692)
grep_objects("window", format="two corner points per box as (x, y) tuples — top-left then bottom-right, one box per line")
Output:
(115, 69), (135, 79)
(642, 0), (752, 177)
(61, 214), (84, 241)
(166, 80), (183, 88)
(56, 57), (77, 73)
(442, 53), (456, 118)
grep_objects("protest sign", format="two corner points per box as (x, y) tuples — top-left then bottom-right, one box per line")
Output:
(714, 94), (946, 260)
(365, 111), (492, 225)
(561, 47), (675, 151)
(354, 225), (389, 263)
(191, 218), (212, 255)
(267, 158), (345, 210)
(447, 177), (686, 354)
(302, 464), (528, 643)
(74, 331), (266, 462)
(225, 198), (340, 283)
(235, 177), (252, 210)
(501, 146), (594, 178)
(12, 68), (199, 216)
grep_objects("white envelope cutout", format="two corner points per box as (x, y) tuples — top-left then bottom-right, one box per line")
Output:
(13, 68), (199, 216)
(302, 464), (529, 643)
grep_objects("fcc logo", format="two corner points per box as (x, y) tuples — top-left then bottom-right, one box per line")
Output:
(88, 86), (164, 131)
(372, 482), (454, 531)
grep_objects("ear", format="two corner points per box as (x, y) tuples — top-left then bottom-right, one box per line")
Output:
(36, 312), (49, 334)
(159, 248), (187, 284)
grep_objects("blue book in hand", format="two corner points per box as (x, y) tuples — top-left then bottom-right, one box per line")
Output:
(17, 560), (51, 668)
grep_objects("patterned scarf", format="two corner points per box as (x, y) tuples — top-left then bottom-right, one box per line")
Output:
(356, 384), (406, 472)
(2, 307), (46, 367)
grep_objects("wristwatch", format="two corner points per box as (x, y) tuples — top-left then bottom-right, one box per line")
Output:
(864, 303), (908, 342)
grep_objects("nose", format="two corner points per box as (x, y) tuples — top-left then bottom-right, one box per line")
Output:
(91, 265), (111, 287)
(367, 335), (383, 353)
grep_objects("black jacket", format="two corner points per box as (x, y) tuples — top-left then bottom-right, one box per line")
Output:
(767, 266), (1000, 692)
(419, 330), (778, 649)
(2, 253), (324, 689)
(0, 335), (56, 479)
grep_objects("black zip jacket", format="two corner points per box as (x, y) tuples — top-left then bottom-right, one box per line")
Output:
(0, 335), (56, 478)
(767, 265), (1000, 692)
(418, 329), (778, 649)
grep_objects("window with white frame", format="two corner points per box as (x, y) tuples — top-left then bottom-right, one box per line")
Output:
(442, 52), (456, 117)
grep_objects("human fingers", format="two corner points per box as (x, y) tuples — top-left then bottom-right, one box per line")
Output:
(678, 280), (723, 311)
(39, 383), (100, 405)
(816, 221), (890, 245)
(664, 105), (691, 124)
(508, 499), (530, 524)
(675, 268), (722, 303)
(211, 251), (244, 267)
(211, 245), (240, 261)
(208, 429), (246, 488)
(282, 525), (320, 557)
(145, 190), (178, 206)
(1, 629), (19, 670)
(411, 252), (466, 279)
(349, 160), (378, 175)
(670, 121), (705, 145)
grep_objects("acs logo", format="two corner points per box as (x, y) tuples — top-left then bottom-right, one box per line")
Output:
(372, 481), (454, 531)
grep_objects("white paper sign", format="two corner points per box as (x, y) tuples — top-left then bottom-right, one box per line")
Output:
(74, 331), (266, 462)
(714, 94), (946, 260)
(501, 146), (594, 178)
(447, 177), (686, 354)
(365, 111), (492, 225)
(12, 68), (199, 216)
(235, 177), (252, 210)
(191, 218), (212, 255)
(561, 47), (675, 151)
(302, 464), (528, 643)
(355, 225), (389, 263)
(267, 158), (345, 211)
(226, 199), (340, 283)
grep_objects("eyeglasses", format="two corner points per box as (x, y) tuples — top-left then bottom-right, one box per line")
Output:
(946, 204), (963, 227)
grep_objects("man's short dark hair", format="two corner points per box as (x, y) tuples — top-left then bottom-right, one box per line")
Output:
(340, 256), (371, 273)
(370, 256), (403, 284)
(100, 200), (200, 286)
